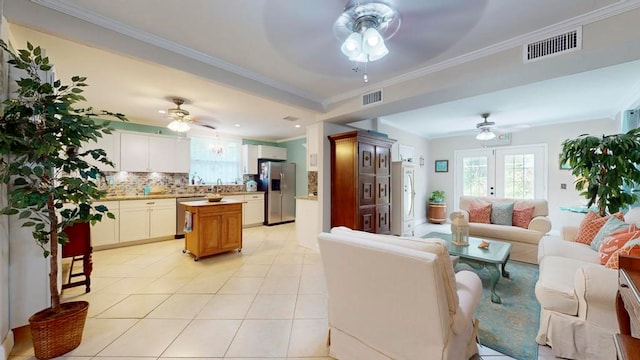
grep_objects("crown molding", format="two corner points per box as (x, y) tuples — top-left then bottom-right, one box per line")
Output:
(324, 0), (640, 106)
(30, 0), (324, 105)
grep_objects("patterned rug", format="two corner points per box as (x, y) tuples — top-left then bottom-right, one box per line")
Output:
(457, 261), (540, 360)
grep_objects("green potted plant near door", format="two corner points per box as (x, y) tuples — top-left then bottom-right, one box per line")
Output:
(561, 128), (640, 217)
(0, 40), (125, 359)
(428, 190), (447, 223)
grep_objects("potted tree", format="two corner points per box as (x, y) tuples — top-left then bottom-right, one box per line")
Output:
(428, 190), (447, 223)
(561, 128), (640, 217)
(0, 40), (125, 359)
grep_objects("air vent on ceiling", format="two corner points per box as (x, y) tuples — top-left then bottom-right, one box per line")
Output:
(524, 28), (581, 63)
(282, 116), (299, 121)
(362, 90), (383, 106)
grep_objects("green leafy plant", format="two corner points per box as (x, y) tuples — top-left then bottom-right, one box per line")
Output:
(0, 40), (126, 313)
(429, 190), (445, 203)
(560, 128), (640, 217)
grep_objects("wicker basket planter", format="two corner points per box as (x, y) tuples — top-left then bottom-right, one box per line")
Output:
(29, 301), (89, 360)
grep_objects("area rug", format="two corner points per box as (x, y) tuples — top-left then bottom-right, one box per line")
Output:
(456, 261), (540, 360)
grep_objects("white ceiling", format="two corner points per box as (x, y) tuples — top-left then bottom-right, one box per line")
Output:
(4, 0), (640, 141)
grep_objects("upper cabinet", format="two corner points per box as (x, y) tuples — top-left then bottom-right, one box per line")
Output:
(82, 131), (121, 171)
(242, 144), (259, 174)
(120, 132), (191, 173)
(258, 145), (287, 160)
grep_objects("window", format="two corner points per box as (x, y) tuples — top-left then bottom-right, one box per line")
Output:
(189, 136), (242, 184)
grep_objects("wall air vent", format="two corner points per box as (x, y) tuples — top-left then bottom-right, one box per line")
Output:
(362, 90), (383, 106)
(524, 28), (581, 63)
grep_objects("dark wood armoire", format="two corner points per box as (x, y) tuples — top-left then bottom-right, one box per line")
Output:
(329, 130), (396, 234)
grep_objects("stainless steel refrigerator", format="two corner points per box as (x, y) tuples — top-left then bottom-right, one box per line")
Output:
(259, 161), (296, 225)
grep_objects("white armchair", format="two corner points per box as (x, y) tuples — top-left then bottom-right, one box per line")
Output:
(318, 227), (482, 360)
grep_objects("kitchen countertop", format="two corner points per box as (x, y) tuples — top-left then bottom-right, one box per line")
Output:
(181, 199), (244, 207)
(104, 191), (264, 201)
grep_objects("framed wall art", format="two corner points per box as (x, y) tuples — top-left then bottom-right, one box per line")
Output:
(435, 160), (448, 173)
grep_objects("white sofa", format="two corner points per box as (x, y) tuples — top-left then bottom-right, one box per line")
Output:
(318, 227), (482, 360)
(535, 226), (618, 360)
(457, 196), (552, 264)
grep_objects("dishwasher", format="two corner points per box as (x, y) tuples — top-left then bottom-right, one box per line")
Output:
(175, 196), (206, 238)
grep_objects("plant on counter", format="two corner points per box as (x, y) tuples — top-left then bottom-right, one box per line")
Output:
(429, 190), (445, 203)
(0, 40), (126, 359)
(561, 128), (640, 217)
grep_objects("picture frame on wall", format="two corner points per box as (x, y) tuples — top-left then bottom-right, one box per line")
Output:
(435, 160), (448, 173)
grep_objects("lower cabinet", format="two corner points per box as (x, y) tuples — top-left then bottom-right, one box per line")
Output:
(223, 193), (265, 227)
(91, 201), (120, 247)
(119, 199), (176, 243)
(184, 202), (243, 260)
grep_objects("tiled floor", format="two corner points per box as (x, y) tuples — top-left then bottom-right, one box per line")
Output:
(9, 222), (557, 359)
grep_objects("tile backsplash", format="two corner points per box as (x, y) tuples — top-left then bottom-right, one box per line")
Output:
(99, 172), (246, 196)
(308, 171), (317, 195)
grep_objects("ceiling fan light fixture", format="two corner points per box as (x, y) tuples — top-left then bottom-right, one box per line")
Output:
(476, 128), (496, 141)
(167, 119), (190, 132)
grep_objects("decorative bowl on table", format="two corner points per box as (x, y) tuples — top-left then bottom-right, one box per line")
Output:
(206, 193), (223, 202)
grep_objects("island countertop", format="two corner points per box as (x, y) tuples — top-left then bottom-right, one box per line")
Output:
(180, 199), (245, 207)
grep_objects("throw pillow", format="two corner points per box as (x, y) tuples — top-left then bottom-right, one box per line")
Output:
(605, 237), (640, 269)
(491, 202), (515, 226)
(574, 211), (624, 245)
(599, 225), (639, 265)
(624, 207), (640, 224)
(469, 203), (491, 223)
(591, 216), (630, 251)
(512, 205), (535, 229)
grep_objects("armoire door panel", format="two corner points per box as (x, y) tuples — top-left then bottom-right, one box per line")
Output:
(359, 175), (375, 206)
(359, 143), (375, 175)
(376, 205), (390, 234)
(359, 206), (375, 233)
(376, 146), (391, 175)
(376, 176), (390, 204)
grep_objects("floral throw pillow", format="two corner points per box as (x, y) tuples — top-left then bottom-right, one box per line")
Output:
(469, 203), (491, 223)
(574, 211), (624, 245)
(599, 225), (638, 265)
(605, 237), (640, 269)
(491, 202), (514, 226)
(512, 205), (535, 229)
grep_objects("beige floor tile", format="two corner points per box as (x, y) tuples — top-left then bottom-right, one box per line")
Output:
(97, 318), (189, 357)
(244, 254), (277, 265)
(217, 277), (264, 294)
(298, 274), (327, 294)
(161, 319), (241, 357)
(267, 263), (302, 278)
(90, 263), (145, 278)
(96, 294), (169, 318)
(65, 318), (138, 357)
(177, 274), (229, 294)
(147, 294), (212, 319)
(137, 276), (192, 294)
(225, 319), (292, 358)
(246, 294), (297, 319)
(97, 277), (153, 294)
(273, 253), (305, 265)
(259, 276), (300, 294)
(80, 292), (129, 317)
(287, 319), (330, 357)
(196, 294), (255, 319)
(233, 263), (271, 277)
(295, 294), (328, 319)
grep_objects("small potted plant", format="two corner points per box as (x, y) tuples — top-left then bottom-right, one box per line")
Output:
(428, 190), (447, 223)
(0, 40), (125, 359)
(429, 190), (446, 203)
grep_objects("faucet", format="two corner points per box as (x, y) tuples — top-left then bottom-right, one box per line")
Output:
(216, 178), (223, 186)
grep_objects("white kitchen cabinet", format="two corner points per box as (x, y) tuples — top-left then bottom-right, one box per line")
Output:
(258, 145), (287, 160)
(120, 132), (191, 173)
(244, 193), (265, 226)
(242, 144), (258, 174)
(221, 193), (264, 226)
(82, 131), (121, 172)
(306, 124), (319, 171)
(119, 199), (176, 242)
(91, 201), (120, 247)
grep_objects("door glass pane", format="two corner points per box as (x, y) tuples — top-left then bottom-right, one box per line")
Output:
(503, 154), (535, 199)
(463, 157), (488, 196)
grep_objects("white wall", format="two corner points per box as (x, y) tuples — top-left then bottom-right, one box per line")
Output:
(428, 117), (619, 232)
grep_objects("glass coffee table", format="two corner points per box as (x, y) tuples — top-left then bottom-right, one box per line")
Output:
(423, 232), (512, 304)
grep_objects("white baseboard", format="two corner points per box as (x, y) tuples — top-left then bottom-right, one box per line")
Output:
(0, 330), (14, 360)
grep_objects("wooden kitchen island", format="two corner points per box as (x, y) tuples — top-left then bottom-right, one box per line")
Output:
(181, 199), (244, 261)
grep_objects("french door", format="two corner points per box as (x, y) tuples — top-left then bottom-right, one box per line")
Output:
(454, 144), (547, 201)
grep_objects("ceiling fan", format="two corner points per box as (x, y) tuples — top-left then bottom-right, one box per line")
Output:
(165, 97), (217, 132)
(476, 113), (496, 140)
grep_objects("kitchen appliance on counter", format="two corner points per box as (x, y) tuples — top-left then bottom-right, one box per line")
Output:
(175, 196), (206, 238)
(246, 180), (257, 192)
(258, 160), (296, 225)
